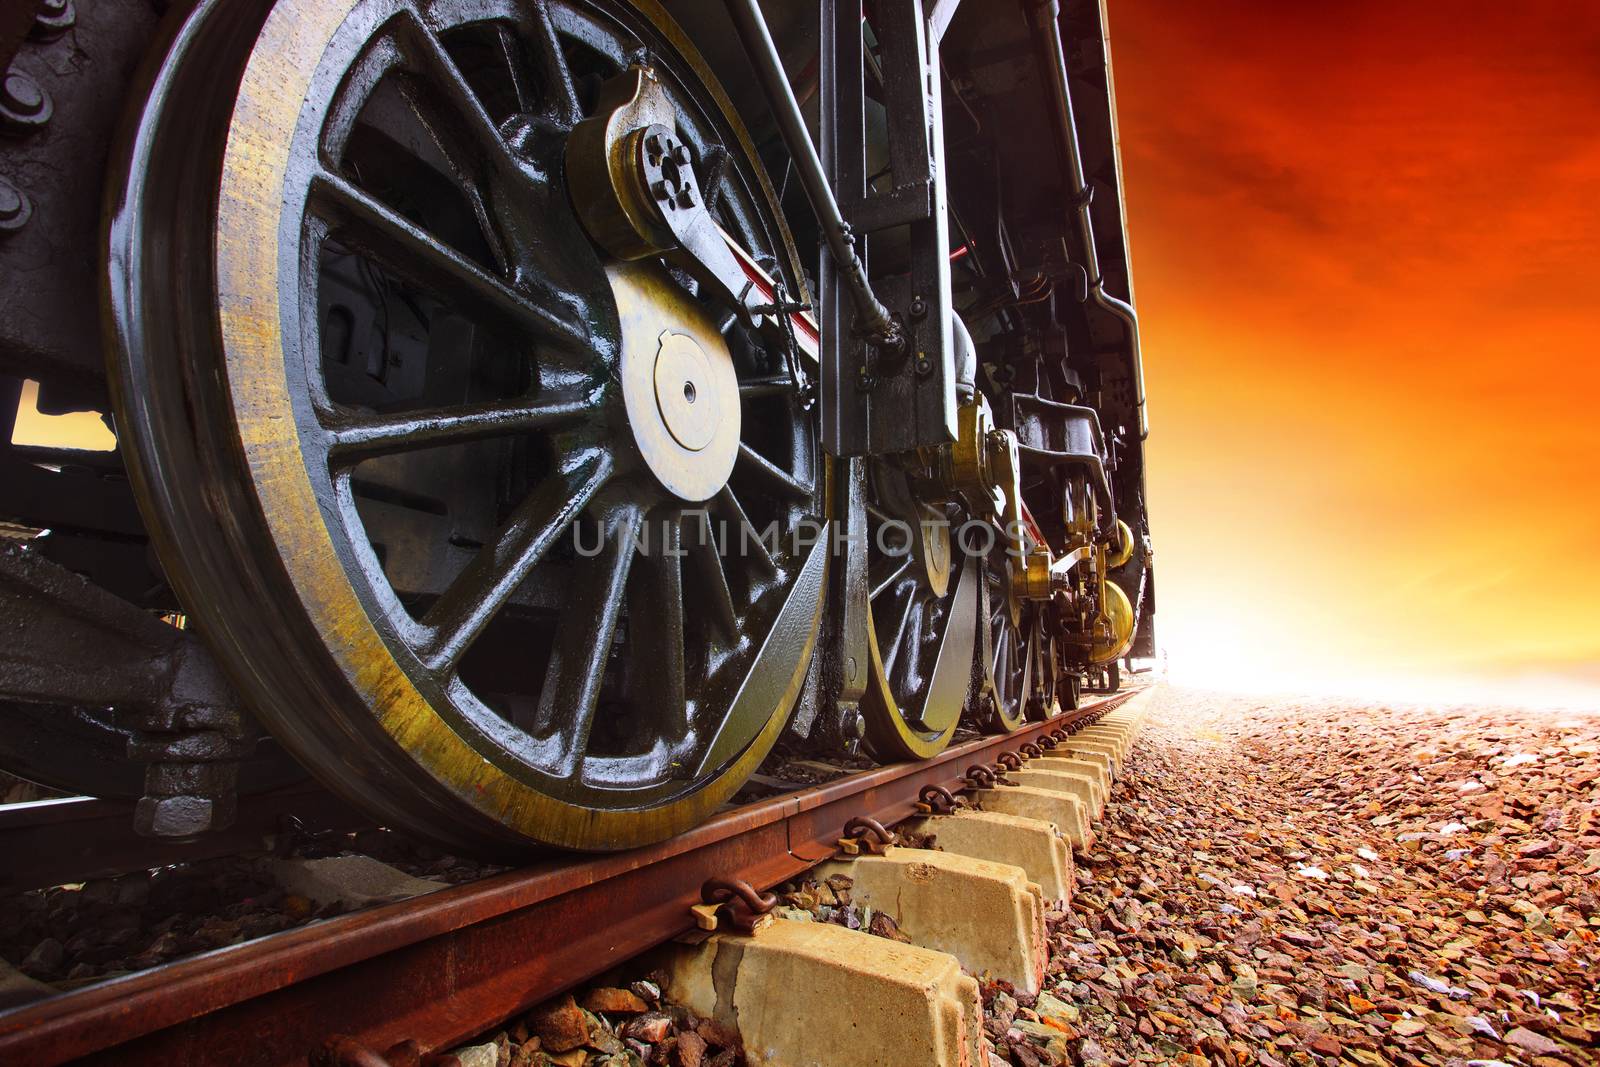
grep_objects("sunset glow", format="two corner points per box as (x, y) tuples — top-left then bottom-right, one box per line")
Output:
(1113, 1), (1600, 703)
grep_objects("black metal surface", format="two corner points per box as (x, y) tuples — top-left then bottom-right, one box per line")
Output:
(0, 779), (369, 895)
(858, 458), (976, 758)
(0, 0), (1156, 862)
(974, 551), (1033, 732)
(0, 541), (304, 833)
(818, 0), (957, 457)
(1028, 0), (1145, 434)
(806, 455), (869, 752)
(0, 541), (196, 711)
(0, 0), (163, 393)
(0, 701), (301, 802)
(1011, 392), (1116, 530)
(717, 0), (897, 348)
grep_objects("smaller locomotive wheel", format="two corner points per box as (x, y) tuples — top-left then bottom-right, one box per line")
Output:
(1061, 669), (1082, 712)
(109, 0), (825, 853)
(1026, 623), (1059, 721)
(973, 550), (1047, 733)
(858, 464), (976, 760)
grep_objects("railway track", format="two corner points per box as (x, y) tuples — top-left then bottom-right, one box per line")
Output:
(0, 689), (1138, 1066)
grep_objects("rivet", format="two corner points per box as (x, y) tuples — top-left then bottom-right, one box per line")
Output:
(32, 0), (75, 38)
(3, 73), (46, 117)
(0, 178), (30, 232)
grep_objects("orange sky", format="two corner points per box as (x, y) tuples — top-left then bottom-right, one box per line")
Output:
(1110, 1), (1600, 699)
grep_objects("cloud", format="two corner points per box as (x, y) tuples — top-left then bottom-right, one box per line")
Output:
(1111, 1), (1600, 688)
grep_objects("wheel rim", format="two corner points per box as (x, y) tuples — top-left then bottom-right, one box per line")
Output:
(109, 0), (824, 852)
(858, 466), (975, 760)
(1027, 622), (1057, 721)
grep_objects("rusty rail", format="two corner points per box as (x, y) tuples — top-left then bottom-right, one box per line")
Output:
(0, 690), (1137, 1065)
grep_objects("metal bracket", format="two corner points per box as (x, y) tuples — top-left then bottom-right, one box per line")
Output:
(1010, 393), (1118, 532)
(820, 0), (956, 456)
(696, 877), (778, 934)
(0, 542), (249, 837)
(814, 457), (871, 753)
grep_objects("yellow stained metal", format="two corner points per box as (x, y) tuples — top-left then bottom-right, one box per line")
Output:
(1102, 518), (1134, 570)
(609, 260), (740, 501)
(1087, 577), (1134, 664)
(1013, 546), (1054, 604)
(565, 65), (678, 260)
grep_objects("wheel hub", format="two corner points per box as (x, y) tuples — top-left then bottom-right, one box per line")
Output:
(653, 329), (719, 450)
(610, 261), (740, 502)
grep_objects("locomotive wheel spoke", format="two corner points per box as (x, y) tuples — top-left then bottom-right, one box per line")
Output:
(524, 0), (581, 124)
(712, 486), (777, 575)
(324, 393), (591, 465)
(992, 620), (1009, 695)
(495, 24), (536, 115)
(686, 510), (740, 644)
(901, 605), (928, 693)
(974, 559), (1028, 735)
(419, 453), (613, 672)
(868, 555), (911, 601)
(308, 171), (587, 350)
(880, 588), (917, 679)
(625, 515), (689, 738)
(735, 442), (812, 500)
(393, 10), (528, 259)
(517, 504), (642, 771)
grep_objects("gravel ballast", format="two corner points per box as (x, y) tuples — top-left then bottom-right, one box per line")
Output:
(992, 684), (1599, 1066)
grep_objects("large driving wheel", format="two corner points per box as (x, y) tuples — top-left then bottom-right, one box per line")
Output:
(108, 0), (825, 853)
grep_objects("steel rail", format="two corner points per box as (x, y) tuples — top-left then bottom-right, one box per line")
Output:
(0, 690), (1138, 1066)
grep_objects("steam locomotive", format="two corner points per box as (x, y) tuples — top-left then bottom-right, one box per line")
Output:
(0, 0), (1152, 855)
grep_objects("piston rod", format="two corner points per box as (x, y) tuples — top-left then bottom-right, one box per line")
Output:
(719, 0), (903, 349)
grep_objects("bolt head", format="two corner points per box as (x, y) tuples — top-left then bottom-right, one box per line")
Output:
(0, 180), (29, 231)
(135, 795), (232, 838)
(2, 74), (44, 115)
